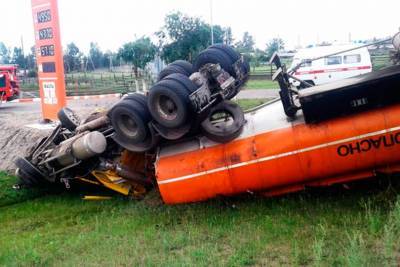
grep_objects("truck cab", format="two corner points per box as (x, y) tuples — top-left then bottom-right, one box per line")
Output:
(0, 65), (20, 102)
(290, 44), (372, 86)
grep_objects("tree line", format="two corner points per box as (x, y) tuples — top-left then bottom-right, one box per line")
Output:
(0, 12), (284, 76)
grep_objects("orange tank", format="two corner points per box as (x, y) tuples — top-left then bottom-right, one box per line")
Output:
(155, 100), (400, 204)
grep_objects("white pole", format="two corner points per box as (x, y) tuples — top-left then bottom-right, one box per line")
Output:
(210, 0), (214, 45)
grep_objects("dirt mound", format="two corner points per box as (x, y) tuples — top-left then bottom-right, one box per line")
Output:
(0, 123), (49, 171)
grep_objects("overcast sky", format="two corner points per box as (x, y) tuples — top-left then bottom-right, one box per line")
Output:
(2, 0), (400, 54)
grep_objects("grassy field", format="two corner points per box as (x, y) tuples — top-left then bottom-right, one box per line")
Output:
(1, 171), (400, 266)
(235, 98), (271, 110)
(244, 80), (278, 90)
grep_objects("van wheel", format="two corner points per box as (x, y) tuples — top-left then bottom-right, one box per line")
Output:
(157, 60), (194, 81)
(201, 100), (245, 143)
(58, 107), (81, 131)
(148, 76), (194, 128)
(109, 96), (152, 145)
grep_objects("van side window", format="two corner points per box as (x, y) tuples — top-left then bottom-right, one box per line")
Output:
(301, 59), (312, 67)
(344, 54), (361, 64)
(325, 56), (342, 65)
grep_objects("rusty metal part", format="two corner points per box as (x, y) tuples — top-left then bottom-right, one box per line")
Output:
(115, 165), (152, 187)
(75, 115), (110, 133)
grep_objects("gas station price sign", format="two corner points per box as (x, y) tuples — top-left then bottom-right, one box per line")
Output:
(31, 0), (66, 120)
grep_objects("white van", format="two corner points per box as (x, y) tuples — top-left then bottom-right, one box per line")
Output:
(290, 44), (372, 86)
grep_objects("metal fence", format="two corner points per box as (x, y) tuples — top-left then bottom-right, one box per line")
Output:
(20, 72), (153, 97)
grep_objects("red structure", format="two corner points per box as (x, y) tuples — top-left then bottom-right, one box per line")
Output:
(0, 65), (20, 102)
(31, 0), (66, 120)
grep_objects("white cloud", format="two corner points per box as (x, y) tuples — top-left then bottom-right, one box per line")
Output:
(1, 0), (399, 54)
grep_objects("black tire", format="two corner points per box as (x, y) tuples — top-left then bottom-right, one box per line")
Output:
(109, 100), (151, 145)
(148, 78), (192, 128)
(211, 43), (250, 78)
(57, 107), (81, 131)
(201, 100), (245, 143)
(15, 157), (47, 185)
(123, 93), (148, 107)
(194, 47), (236, 78)
(210, 44), (240, 62)
(162, 73), (198, 93)
(172, 60), (194, 75)
(157, 60), (194, 81)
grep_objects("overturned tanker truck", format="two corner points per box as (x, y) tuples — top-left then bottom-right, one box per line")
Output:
(14, 33), (400, 204)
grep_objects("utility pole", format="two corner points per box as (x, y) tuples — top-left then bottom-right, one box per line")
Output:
(20, 35), (26, 77)
(210, 0), (214, 45)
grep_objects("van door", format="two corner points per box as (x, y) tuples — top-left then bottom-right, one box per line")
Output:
(322, 55), (343, 84)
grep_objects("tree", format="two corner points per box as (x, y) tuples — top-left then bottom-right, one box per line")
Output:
(11, 47), (26, 69)
(0, 42), (11, 64)
(265, 38), (285, 60)
(250, 48), (268, 71)
(26, 46), (36, 71)
(235, 32), (255, 53)
(224, 27), (234, 45)
(89, 42), (104, 70)
(157, 12), (226, 63)
(117, 37), (157, 77)
(63, 42), (82, 72)
(102, 51), (118, 71)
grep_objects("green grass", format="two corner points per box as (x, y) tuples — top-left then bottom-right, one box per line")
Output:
(236, 98), (271, 110)
(1, 171), (400, 266)
(0, 172), (49, 207)
(244, 79), (278, 90)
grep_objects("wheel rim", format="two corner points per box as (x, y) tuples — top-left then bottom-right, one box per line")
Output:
(65, 108), (80, 125)
(118, 114), (139, 138)
(157, 95), (178, 121)
(209, 110), (234, 129)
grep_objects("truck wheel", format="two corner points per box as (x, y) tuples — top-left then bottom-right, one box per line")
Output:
(109, 98), (151, 145)
(162, 73), (198, 93)
(157, 60), (194, 81)
(123, 93), (148, 107)
(148, 77), (193, 128)
(58, 107), (81, 131)
(210, 44), (250, 75)
(15, 157), (47, 186)
(210, 44), (240, 62)
(194, 47), (236, 78)
(201, 100), (245, 143)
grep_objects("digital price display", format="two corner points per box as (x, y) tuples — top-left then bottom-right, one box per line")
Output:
(40, 45), (55, 57)
(38, 28), (53, 40)
(42, 62), (56, 73)
(37, 9), (51, 23)
(32, 0), (66, 120)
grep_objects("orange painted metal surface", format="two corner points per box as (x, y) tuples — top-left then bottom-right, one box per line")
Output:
(31, 0), (66, 120)
(155, 102), (400, 204)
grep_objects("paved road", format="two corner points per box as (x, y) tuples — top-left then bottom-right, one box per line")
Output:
(0, 89), (279, 115)
(236, 89), (279, 99)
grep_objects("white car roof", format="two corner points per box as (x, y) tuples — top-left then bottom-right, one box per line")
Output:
(293, 44), (368, 60)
